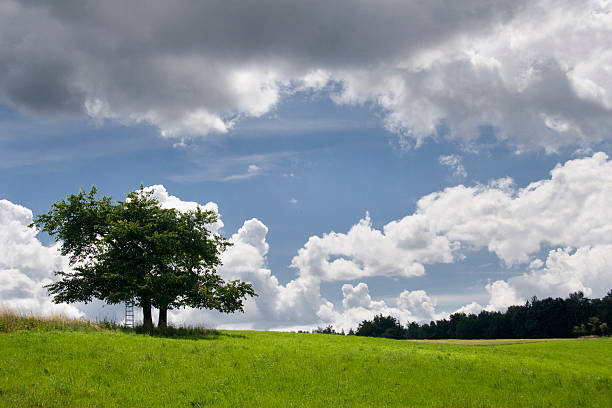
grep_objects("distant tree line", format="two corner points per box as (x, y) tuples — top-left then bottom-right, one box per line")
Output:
(313, 290), (612, 339)
(311, 325), (346, 335)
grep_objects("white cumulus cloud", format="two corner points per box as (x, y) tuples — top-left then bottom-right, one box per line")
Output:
(485, 245), (612, 311)
(0, 200), (82, 317)
(3, 152), (612, 328)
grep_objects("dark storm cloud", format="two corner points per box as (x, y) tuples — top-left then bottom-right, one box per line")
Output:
(0, 0), (520, 113)
(0, 1), (84, 114)
(2, 58), (84, 114)
(1, 0), (611, 150)
(22, 0), (518, 64)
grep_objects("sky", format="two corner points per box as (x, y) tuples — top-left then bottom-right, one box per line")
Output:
(1, 0), (612, 330)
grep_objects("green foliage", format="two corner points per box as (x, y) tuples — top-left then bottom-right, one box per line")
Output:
(1, 329), (611, 407)
(572, 323), (588, 336)
(358, 290), (612, 340)
(587, 316), (601, 334)
(356, 314), (405, 339)
(32, 186), (256, 328)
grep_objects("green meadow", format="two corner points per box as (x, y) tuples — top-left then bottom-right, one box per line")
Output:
(0, 318), (611, 407)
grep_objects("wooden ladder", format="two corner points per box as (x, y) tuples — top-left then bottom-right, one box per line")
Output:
(124, 300), (135, 328)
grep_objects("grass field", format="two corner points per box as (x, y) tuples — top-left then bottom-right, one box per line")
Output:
(0, 317), (611, 407)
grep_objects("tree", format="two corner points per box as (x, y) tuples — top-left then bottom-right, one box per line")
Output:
(32, 186), (256, 329)
(587, 316), (602, 335)
(355, 314), (406, 339)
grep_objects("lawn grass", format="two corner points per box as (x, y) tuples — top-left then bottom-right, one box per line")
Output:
(0, 316), (610, 407)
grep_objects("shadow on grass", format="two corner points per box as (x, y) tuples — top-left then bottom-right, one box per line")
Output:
(128, 325), (221, 340)
(123, 325), (248, 340)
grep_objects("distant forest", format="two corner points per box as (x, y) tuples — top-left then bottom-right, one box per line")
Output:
(315, 290), (612, 339)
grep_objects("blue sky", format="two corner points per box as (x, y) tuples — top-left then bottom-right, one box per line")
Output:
(0, 93), (562, 303)
(1, 0), (612, 329)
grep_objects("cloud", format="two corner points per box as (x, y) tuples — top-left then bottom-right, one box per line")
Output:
(324, 284), (443, 331)
(144, 184), (223, 233)
(454, 302), (484, 316)
(484, 281), (523, 311)
(1, 1), (611, 150)
(3, 153), (612, 328)
(141, 154), (612, 327)
(289, 212), (451, 283)
(330, 0), (612, 151)
(414, 152), (612, 265)
(0, 196), (445, 329)
(0, 200), (82, 317)
(439, 154), (467, 178)
(485, 245), (612, 310)
(169, 216), (334, 329)
(342, 282), (381, 309)
(122, 154), (612, 327)
(281, 153), (612, 319)
(166, 152), (292, 183)
(222, 164), (262, 181)
(398, 290), (439, 322)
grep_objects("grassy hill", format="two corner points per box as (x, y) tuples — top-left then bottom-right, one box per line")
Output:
(0, 315), (611, 407)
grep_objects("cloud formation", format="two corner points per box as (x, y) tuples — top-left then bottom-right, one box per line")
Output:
(0, 199), (81, 317)
(144, 185), (223, 233)
(439, 154), (467, 179)
(120, 154), (612, 326)
(288, 153), (612, 283)
(2, 153), (612, 329)
(483, 245), (612, 311)
(1, 1), (611, 150)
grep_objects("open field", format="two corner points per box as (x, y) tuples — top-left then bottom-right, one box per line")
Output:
(1, 322), (611, 408)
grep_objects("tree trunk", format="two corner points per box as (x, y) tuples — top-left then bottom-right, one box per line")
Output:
(158, 306), (168, 329)
(142, 297), (153, 330)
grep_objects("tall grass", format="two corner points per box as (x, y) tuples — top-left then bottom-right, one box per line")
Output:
(0, 308), (219, 338)
(0, 308), (106, 333)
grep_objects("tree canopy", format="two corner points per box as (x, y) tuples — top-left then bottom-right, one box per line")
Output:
(32, 186), (256, 328)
